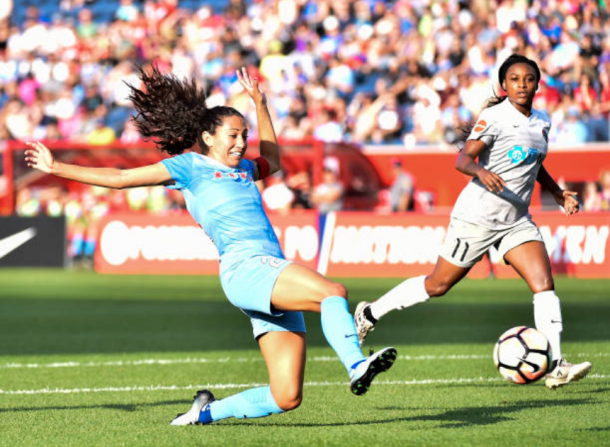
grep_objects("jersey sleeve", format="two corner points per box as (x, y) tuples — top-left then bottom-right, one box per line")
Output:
(467, 108), (496, 146)
(161, 152), (195, 190)
(240, 158), (257, 178)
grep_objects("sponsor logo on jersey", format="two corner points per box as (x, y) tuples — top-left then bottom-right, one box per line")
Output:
(508, 146), (539, 164)
(473, 120), (487, 132)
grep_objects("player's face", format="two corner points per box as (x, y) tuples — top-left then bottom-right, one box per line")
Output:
(502, 63), (538, 114)
(204, 115), (248, 168)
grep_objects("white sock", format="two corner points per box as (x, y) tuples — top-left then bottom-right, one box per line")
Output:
(533, 290), (563, 362)
(370, 275), (430, 321)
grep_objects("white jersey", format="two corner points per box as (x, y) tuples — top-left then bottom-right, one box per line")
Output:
(451, 99), (551, 230)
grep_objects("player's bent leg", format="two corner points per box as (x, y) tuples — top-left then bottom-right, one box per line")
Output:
(271, 263), (364, 375)
(259, 330), (306, 411)
(356, 258), (469, 345)
(170, 331), (305, 426)
(504, 241), (554, 293)
(505, 241), (592, 388)
(424, 257), (472, 298)
(271, 262), (346, 312)
(271, 263), (396, 393)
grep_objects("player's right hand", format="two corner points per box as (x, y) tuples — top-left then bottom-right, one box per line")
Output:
(24, 141), (55, 174)
(477, 169), (506, 194)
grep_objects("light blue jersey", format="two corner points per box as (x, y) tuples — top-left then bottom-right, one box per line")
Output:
(161, 152), (284, 272)
(162, 152), (304, 337)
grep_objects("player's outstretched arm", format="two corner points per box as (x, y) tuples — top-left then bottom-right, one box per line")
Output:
(236, 67), (280, 177)
(537, 164), (579, 215)
(25, 141), (173, 189)
(456, 139), (506, 194)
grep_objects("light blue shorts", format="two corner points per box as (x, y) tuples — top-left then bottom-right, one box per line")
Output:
(221, 255), (306, 339)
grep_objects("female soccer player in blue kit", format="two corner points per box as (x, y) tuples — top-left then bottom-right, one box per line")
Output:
(354, 54), (591, 389)
(25, 66), (396, 425)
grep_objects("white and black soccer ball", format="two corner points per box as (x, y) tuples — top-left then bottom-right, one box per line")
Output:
(493, 326), (552, 384)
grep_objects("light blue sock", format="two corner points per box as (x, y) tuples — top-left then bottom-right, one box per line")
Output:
(200, 386), (283, 423)
(320, 296), (366, 375)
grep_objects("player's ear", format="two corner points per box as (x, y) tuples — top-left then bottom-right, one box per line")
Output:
(202, 131), (214, 147)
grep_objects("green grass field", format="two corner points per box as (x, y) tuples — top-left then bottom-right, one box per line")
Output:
(0, 269), (608, 446)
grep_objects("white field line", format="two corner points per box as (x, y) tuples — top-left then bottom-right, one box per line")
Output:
(0, 374), (608, 396)
(1, 352), (608, 370)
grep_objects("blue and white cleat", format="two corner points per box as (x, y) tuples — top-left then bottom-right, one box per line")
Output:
(170, 389), (215, 425)
(350, 347), (397, 396)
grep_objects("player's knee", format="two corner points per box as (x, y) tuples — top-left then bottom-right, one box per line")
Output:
(531, 277), (555, 294)
(323, 281), (347, 300)
(274, 389), (302, 411)
(426, 279), (452, 297)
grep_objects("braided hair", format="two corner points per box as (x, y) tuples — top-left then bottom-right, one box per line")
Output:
(128, 65), (244, 156)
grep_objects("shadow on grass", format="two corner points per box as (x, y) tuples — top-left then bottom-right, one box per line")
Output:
(251, 398), (593, 428)
(580, 426), (610, 432)
(0, 400), (186, 414)
(2, 398), (596, 429)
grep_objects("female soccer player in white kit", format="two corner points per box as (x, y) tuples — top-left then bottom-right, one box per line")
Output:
(25, 66), (396, 425)
(354, 54), (591, 389)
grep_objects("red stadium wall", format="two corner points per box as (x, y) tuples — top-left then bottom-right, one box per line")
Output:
(3, 141), (610, 214)
(361, 144), (610, 208)
(94, 210), (610, 278)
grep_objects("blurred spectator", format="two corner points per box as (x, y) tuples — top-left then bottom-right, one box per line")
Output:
(389, 159), (415, 212)
(0, 0), (607, 150)
(286, 170), (312, 209)
(556, 107), (588, 144)
(262, 170), (295, 214)
(601, 169), (610, 211)
(313, 108), (343, 143)
(582, 181), (602, 212)
(310, 158), (344, 214)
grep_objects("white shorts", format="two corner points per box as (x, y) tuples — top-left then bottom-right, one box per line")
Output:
(439, 218), (544, 268)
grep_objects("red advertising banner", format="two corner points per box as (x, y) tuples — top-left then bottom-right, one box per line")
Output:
(94, 211), (319, 274)
(95, 211), (609, 278)
(320, 212), (610, 279)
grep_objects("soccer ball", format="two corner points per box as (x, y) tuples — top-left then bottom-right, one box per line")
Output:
(493, 326), (552, 384)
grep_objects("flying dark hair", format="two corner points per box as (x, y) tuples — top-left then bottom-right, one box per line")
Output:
(456, 54), (541, 148)
(127, 65), (244, 156)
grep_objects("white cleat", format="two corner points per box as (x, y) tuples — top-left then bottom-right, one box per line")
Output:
(545, 359), (592, 390)
(354, 301), (376, 347)
(170, 389), (215, 425)
(350, 347), (397, 396)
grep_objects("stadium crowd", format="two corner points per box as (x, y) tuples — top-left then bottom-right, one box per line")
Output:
(3, 0), (610, 262)
(1, 0), (609, 147)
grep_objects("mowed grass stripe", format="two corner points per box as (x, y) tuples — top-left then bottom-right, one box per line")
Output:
(2, 352), (608, 370)
(2, 374), (608, 395)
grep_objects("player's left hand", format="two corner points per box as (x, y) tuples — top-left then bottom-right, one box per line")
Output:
(236, 67), (266, 106)
(556, 190), (579, 216)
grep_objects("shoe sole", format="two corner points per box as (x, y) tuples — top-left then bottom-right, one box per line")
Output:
(354, 301), (374, 347)
(351, 348), (397, 396)
(546, 363), (592, 390)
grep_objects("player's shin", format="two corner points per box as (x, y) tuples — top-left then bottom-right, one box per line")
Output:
(369, 275), (430, 321)
(320, 296), (366, 374)
(533, 290), (563, 363)
(204, 386), (283, 423)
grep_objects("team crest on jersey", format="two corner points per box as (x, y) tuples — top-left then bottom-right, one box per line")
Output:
(542, 128), (549, 143)
(473, 120), (487, 133)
